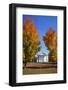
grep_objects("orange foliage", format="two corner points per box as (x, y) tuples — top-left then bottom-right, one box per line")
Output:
(23, 18), (40, 45)
(43, 28), (57, 51)
(23, 18), (40, 62)
(43, 28), (57, 62)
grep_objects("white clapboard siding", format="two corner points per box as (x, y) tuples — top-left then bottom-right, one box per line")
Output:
(37, 55), (48, 63)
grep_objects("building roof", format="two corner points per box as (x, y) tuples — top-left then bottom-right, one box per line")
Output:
(35, 51), (47, 57)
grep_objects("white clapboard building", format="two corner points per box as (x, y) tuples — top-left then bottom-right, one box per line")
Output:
(36, 52), (49, 63)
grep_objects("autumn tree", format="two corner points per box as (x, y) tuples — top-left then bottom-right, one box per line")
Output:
(23, 18), (40, 67)
(43, 28), (57, 62)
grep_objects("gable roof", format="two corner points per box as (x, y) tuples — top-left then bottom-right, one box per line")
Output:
(35, 51), (47, 58)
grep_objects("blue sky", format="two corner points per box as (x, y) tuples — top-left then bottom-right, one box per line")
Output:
(23, 15), (57, 55)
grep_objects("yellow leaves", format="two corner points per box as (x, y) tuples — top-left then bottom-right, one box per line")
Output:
(23, 18), (40, 62)
(43, 28), (57, 62)
(23, 18), (40, 45)
(43, 28), (57, 51)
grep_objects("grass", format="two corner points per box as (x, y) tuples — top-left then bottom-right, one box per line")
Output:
(23, 67), (57, 75)
(23, 64), (57, 75)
